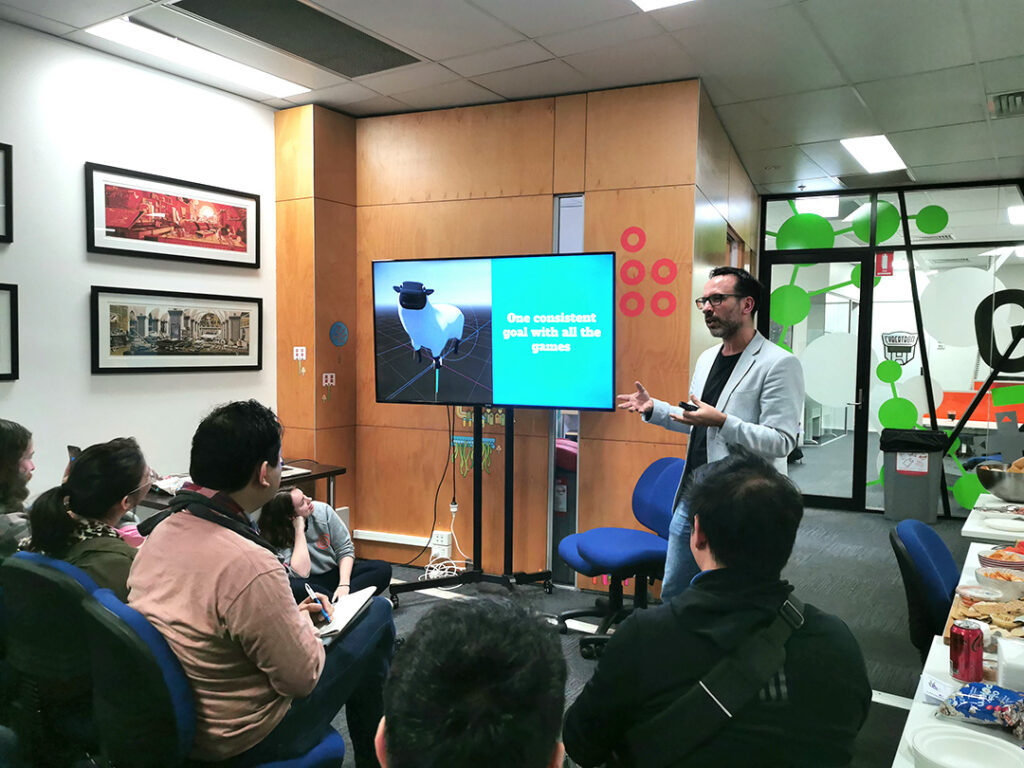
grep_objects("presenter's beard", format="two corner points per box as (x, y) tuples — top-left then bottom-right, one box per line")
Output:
(705, 314), (740, 339)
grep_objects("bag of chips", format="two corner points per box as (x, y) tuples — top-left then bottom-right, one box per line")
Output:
(939, 681), (1024, 740)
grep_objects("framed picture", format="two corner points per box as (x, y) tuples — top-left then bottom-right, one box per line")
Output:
(0, 284), (17, 380)
(85, 162), (259, 268)
(91, 286), (262, 374)
(0, 143), (11, 243)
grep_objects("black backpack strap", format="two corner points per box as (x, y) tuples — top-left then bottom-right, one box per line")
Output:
(622, 596), (805, 768)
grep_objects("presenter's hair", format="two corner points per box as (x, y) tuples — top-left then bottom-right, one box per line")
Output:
(710, 265), (763, 314)
(27, 438), (146, 557)
(383, 598), (566, 768)
(0, 419), (32, 513)
(190, 400), (281, 492)
(259, 490), (298, 550)
(684, 447), (803, 577)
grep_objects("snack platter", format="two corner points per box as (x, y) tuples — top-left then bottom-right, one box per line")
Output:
(944, 595), (1024, 643)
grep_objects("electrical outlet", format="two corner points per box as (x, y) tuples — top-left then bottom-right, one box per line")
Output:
(293, 346), (306, 361)
(322, 372), (336, 387)
(431, 543), (451, 560)
(431, 530), (451, 547)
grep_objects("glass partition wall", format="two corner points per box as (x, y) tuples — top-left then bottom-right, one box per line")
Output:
(759, 181), (1024, 514)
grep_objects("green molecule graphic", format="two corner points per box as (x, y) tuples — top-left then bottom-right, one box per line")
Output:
(850, 264), (882, 289)
(851, 200), (901, 243)
(875, 360), (902, 384)
(769, 284), (810, 326)
(877, 397), (918, 429)
(915, 205), (949, 234)
(953, 473), (985, 510)
(774, 213), (836, 250)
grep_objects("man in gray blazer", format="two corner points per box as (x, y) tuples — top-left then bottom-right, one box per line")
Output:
(618, 266), (804, 598)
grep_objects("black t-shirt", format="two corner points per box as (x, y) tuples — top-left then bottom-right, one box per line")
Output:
(680, 349), (741, 487)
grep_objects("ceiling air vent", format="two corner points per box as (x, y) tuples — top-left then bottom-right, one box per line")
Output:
(917, 234), (955, 242)
(989, 90), (1024, 119)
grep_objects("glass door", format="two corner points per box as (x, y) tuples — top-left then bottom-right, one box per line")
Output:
(761, 253), (875, 510)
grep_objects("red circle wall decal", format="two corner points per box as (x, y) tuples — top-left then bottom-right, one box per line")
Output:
(620, 226), (646, 253)
(652, 258), (677, 285)
(651, 291), (676, 317)
(620, 259), (645, 285)
(620, 292), (644, 317)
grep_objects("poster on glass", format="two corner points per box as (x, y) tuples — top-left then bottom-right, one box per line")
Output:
(91, 286), (262, 374)
(85, 162), (259, 268)
(0, 143), (11, 243)
(0, 284), (17, 380)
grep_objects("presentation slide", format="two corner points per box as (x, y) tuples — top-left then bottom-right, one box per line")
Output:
(372, 252), (614, 409)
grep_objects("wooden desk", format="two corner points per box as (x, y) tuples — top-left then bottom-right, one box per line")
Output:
(139, 460), (346, 514)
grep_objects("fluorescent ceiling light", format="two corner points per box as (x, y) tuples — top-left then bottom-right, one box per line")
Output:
(85, 18), (310, 99)
(1008, 205), (1024, 225)
(840, 135), (907, 174)
(794, 196), (839, 218)
(631, 0), (697, 11)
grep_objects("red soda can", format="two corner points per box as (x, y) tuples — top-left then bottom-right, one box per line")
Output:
(949, 619), (984, 682)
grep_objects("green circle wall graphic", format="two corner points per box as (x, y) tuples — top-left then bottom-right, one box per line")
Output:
(765, 199), (949, 249)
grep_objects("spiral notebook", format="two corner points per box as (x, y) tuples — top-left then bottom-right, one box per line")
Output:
(318, 586), (376, 643)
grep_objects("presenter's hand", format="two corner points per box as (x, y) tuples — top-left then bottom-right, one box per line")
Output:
(669, 396), (727, 428)
(617, 381), (653, 415)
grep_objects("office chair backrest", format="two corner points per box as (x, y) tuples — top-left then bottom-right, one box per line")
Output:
(84, 588), (195, 766)
(890, 520), (959, 654)
(633, 457), (686, 540)
(0, 551), (99, 693)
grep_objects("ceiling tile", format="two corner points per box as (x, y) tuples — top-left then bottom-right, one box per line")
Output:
(471, 59), (589, 100)
(444, 40), (552, 78)
(536, 12), (663, 58)
(741, 146), (829, 184)
(391, 78), (501, 110)
(888, 122), (994, 166)
(715, 102), (791, 151)
(562, 33), (700, 92)
(997, 154), (1024, 179)
(0, 0), (147, 30)
(281, 81), (379, 108)
(671, 4), (845, 102)
(801, 0), (973, 83)
(967, 0), (1024, 63)
(0, 3), (74, 35)
(759, 176), (843, 195)
(338, 94), (412, 117)
(314, 0), (523, 60)
(745, 87), (881, 145)
(980, 56), (1024, 96)
(909, 157), (1000, 184)
(798, 140), (867, 177)
(468, 0), (639, 38)
(856, 66), (986, 133)
(651, 0), (793, 31)
(990, 115), (1024, 159)
(354, 63), (460, 96)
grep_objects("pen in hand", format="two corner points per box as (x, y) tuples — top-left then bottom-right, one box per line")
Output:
(304, 583), (331, 623)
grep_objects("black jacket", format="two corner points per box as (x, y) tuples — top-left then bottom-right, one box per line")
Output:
(563, 569), (871, 767)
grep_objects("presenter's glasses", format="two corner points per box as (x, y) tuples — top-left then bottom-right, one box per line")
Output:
(694, 293), (742, 309)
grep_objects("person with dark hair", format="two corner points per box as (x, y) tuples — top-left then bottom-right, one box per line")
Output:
(564, 449), (871, 768)
(258, 488), (392, 603)
(0, 419), (34, 556)
(618, 265), (804, 598)
(20, 438), (149, 599)
(129, 400), (395, 766)
(375, 598), (566, 768)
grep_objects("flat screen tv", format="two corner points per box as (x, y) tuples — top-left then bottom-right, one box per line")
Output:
(372, 252), (615, 410)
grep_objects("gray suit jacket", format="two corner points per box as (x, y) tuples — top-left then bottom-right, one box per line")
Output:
(646, 331), (804, 483)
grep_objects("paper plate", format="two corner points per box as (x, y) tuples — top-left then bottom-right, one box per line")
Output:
(985, 518), (1024, 533)
(910, 724), (1024, 767)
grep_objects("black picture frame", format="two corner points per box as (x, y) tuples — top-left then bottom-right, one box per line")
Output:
(0, 143), (11, 243)
(85, 162), (260, 268)
(0, 283), (18, 381)
(90, 286), (263, 374)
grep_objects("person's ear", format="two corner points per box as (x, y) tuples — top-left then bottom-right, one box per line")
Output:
(374, 717), (388, 768)
(257, 460), (270, 488)
(548, 741), (565, 768)
(691, 514), (709, 551)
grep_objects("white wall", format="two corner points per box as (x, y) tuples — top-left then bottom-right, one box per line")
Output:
(0, 21), (277, 491)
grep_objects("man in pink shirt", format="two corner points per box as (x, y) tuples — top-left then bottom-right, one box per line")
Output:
(130, 400), (394, 766)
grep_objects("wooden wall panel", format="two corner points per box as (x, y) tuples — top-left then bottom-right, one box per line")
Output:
(356, 99), (556, 206)
(728, 149), (758, 248)
(579, 186), (696, 445)
(314, 198), (356, 430)
(690, 189), (730, 372)
(696, 86), (731, 224)
(315, 425), (355, 509)
(553, 94), (586, 194)
(584, 80), (699, 192)
(276, 198), (317, 431)
(313, 106), (356, 206)
(275, 106), (313, 202)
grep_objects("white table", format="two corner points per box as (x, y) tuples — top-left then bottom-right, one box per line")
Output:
(961, 495), (1024, 544)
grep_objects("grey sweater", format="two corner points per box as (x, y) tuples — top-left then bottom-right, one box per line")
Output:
(273, 501), (355, 576)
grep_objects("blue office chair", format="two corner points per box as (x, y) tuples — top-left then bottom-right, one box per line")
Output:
(0, 551), (100, 763)
(83, 588), (345, 768)
(889, 519), (959, 662)
(556, 457), (685, 656)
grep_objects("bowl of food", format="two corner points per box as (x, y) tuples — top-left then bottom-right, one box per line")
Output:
(976, 567), (1024, 600)
(977, 458), (1024, 503)
(978, 547), (1024, 570)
